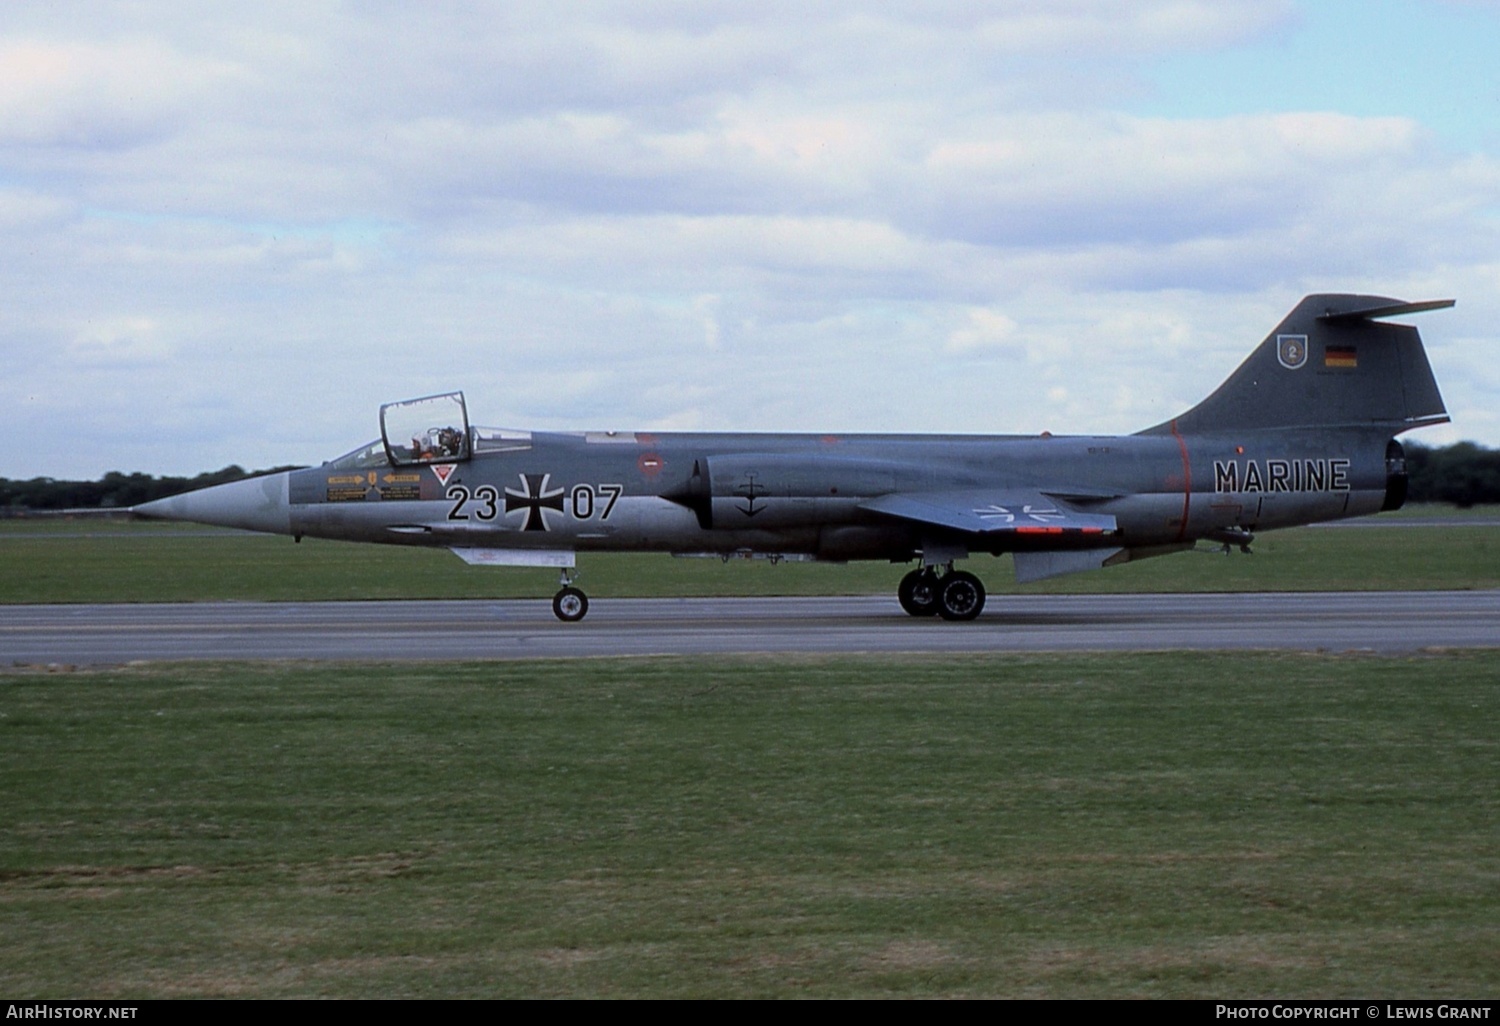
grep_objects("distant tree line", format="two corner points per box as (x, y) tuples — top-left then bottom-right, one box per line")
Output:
(1404, 442), (1500, 507)
(0, 466), (304, 515)
(2, 442), (1498, 513)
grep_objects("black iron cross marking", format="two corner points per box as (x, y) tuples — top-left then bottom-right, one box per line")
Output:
(504, 473), (565, 531)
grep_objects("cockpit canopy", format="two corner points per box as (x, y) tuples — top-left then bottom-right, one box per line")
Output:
(380, 392), (470, 466)
(325, 391), (533, 469)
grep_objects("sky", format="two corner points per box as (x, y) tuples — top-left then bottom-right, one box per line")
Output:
(2, 0), (1497, 480)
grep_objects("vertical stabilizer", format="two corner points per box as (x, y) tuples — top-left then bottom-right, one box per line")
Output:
(1141, 294), (1451, 435)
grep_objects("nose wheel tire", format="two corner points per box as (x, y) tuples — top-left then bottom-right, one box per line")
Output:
(898, 568), (941, 617)
(552, 586), (589, 622)
(936, 571), (985, 621)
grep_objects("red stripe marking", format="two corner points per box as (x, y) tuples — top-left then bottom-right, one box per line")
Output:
(1170, 418), (1191, 542)
(1010, 526), (1107, 535)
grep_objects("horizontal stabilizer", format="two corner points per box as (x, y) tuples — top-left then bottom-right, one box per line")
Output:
(861, 490), (1118, 536)
(1317, 298), (1454, 322)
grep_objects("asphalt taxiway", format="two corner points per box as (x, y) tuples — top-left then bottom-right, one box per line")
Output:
(2, 591), (1496, 664)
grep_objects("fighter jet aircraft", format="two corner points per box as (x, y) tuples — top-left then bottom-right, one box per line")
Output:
(135, 294), (1452, 621)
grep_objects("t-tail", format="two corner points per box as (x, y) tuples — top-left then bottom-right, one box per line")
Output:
(1141, 294), (1452, 437)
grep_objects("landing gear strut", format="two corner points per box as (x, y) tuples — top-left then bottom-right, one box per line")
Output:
(898, 565), (986, 621)
(552, 568), (589, 622)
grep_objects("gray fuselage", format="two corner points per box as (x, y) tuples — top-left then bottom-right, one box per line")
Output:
(273, 425), (1395, 563)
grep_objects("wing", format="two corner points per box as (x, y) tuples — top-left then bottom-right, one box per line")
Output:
(859, 489), (1118, 537)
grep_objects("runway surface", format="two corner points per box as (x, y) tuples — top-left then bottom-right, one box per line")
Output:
(2, 592), (1496, 664)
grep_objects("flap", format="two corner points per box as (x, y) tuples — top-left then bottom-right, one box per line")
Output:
(860, 490), (1117, 537)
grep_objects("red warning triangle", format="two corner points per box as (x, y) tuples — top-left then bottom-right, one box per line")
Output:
(431, 464), (456, 485)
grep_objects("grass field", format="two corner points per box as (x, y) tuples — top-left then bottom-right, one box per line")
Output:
(4, 515), (1496, 998)
(2, 652), (1497, 998)
(2, 511), (1498, 603)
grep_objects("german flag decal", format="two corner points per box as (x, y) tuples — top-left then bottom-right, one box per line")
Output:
(1324, 344), (1358, 368)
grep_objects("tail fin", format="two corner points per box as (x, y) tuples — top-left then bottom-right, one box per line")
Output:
(1141, 294), (1451, 436)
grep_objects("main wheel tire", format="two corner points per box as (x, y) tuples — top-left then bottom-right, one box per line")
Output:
(936, 571), (985, 621)
(552, 586), (589, 622)
(898, 568), (941, 617)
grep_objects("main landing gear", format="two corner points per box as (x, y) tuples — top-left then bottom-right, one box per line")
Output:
(552, 568), (589, 622)
(898, 566), (986, 621)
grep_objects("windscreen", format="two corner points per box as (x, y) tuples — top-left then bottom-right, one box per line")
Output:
(326, 440), (390, 469)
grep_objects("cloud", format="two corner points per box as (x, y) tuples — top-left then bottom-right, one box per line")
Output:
(0, 37), (243, 147)
(945, 309), (1020, 355)
(66, 316), (172, 367)
(0, 1), (1496, 478)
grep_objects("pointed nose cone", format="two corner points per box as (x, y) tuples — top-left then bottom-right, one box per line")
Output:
(135, 472), (292, 535)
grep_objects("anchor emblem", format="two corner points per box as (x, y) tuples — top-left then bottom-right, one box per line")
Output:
(734, 473), (768, 518)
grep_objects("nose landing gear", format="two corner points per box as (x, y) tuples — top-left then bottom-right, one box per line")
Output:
(552, 586), (588, 622)
(897, 565), (986, 621)
(552, 568), (589, 622)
